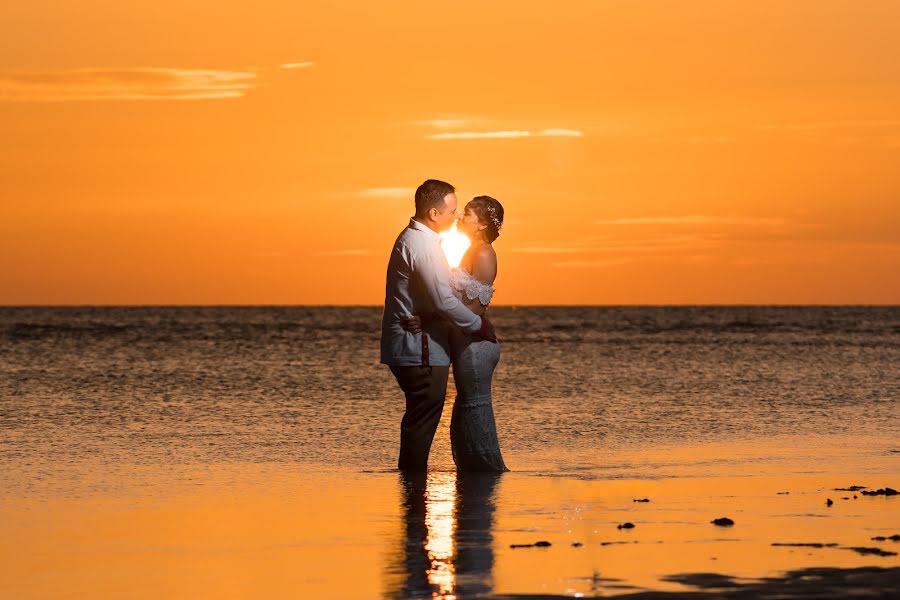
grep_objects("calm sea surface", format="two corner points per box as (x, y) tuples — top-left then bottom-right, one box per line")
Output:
(2, 306), (899, 598)
(1, 306), (897, 493)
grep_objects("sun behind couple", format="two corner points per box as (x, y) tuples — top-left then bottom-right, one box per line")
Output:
(380, 179), (509, 473)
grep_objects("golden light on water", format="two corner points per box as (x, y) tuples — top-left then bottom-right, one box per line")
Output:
(439, 223), (471, 268)
(424, 472), (457, 599)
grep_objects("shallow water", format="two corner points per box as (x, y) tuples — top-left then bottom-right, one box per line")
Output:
(1, 306), (898, 597)
(2, 306), (898, 476)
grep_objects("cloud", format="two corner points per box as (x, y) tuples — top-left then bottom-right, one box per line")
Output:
(728, 254), (830, 266)
(552, 258), (634, 268)
(352, 187), (415, 199)
(681, 136), (738, 144)
(594, 215), (791, 227)
(314, 249), (376, 256)
(508, 246), (583, 254)
(786, 120), (900, 131)
(427, 128), (583, 140)
(0, 62), (316, 102)
(645, 136), (738, 144)
(759, 120), (900, 132)
(0, 67), (262, 102)
(538, 128), (584, 137)
(410, 117), (469, 129)
(588, 235), (723, 254)
(428, 130), (532, 140)
(510, 235), (723, 262)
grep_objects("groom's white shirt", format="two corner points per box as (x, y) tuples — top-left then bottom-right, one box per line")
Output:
(381, 218), (483, 367)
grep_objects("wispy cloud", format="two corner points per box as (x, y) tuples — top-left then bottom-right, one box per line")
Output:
(314, 249), (375, 257)
(427, 128), (583, 140)
(538, 128), (584, 137)
(510, 225), (892, 272)
(682, 136), (738, 144)
(758, 120), (900, 132)
(728, 254), (830, 266)
(0, 67), (260, 102)
(429, 130), (531, 140)
(595, 215), (791, 227)
(352, 187), (415, 199)
(410, 117), (469, 129)
(511, 235), (723, 259)
(279, 62), (316, 70)
(508, 246), (583, 254)
(645, 136), (738, 144)
(552, 258), (635, 268)
(787, 120), (900, 131)
(0, 62), (315, 102)
(589, 235), (724, 254)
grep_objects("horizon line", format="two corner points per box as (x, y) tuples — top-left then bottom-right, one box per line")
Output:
(1, 303), (897, 308)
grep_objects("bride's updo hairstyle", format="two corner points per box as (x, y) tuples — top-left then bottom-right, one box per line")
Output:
(468, 196), (504, 243)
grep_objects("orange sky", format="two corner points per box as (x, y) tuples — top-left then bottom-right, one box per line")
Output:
(2, 1), (899, 304)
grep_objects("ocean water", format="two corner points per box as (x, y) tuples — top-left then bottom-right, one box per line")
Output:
(2, 306), (899, 598)
(1, 306), (897, 489)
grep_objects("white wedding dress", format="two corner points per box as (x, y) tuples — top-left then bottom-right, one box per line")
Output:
(448, 266), (509, 472)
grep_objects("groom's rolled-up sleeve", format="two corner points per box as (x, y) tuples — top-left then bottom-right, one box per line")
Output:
(417, 243), (482, 334)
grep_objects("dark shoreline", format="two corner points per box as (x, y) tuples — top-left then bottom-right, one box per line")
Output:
(490, 565), (900, 599)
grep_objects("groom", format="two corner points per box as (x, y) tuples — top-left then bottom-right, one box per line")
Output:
(381, 179), (496, 471)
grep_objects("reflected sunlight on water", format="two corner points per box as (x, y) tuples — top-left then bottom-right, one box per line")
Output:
(424, 472), (457, 599)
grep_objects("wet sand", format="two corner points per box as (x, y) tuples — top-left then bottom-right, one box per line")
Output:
(1, 438), (897, 599)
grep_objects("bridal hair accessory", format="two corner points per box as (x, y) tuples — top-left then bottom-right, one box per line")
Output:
(486, 206), (503, 232)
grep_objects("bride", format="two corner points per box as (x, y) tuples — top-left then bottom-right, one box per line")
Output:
(403, 196), (510, 473)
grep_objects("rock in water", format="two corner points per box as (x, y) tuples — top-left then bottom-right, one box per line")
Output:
(861, 487), (898, 496)
(617, 522), (636, 529)
(711, 517), (735, 526)
(846, 546), (898, 557)
(510, 540), (553, 549)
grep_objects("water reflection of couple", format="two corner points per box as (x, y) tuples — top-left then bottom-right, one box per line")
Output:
(380, 179), (509, 473)
(385, 471), (502, 599)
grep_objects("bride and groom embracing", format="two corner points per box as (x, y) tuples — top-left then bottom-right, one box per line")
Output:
(380, 179), (509, 474)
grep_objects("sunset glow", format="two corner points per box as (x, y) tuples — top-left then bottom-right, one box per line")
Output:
(1, 1), (898, 304)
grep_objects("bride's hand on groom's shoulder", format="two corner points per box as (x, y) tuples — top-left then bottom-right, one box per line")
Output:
(401, 315), (423, 334)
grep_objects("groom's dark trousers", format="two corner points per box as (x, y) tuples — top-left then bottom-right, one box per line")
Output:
(390, 365), (450, 471)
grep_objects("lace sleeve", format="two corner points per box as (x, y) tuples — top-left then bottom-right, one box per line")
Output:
(451, 269), (495, 305)
(466, 279), (494, 305)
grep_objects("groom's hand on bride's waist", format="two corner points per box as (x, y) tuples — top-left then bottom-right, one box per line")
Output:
(400, 315), (423, 334)
(401, 313), (496, 343)
(477, 317), (498, 343)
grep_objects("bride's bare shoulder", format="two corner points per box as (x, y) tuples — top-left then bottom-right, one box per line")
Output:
(470, 244), (498, 283)
(472, 243), (497, 260)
